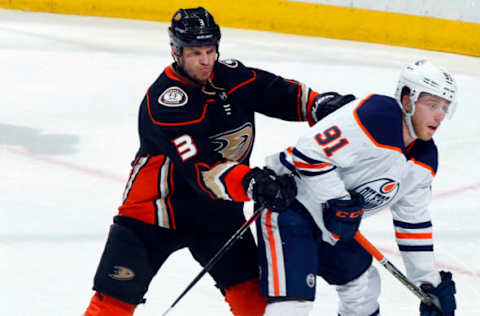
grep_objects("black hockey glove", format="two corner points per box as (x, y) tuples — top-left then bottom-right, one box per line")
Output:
(310, 92), (356, 125)
(323, 191), (365, 239)
(420, 271), (456, 316)
(242, 167), (297, 212)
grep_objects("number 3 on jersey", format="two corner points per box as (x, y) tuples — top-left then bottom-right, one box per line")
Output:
(314, 126), (349, 157)
(173, 134), (198, 161)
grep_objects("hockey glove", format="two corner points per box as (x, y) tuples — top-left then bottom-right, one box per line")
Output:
(310, 92), (356, 125)
(420, 271), (456, 316)
(323, 191), (365, 239)
(242, 167), (297, 212)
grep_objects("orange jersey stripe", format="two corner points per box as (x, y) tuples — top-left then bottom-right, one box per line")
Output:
(227, 70), (257, 95)
(118, 155), (170, 226)
(410, 158), (436, 177)
(147, 89), (212, 126)
(293, 160), (331, 169)
(118, 202), (157, 225)
(165, 65), (201, 88)
(405, 140), (416, 153)
(395, 232), (433, 239)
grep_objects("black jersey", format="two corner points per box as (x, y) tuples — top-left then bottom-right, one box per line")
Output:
(118, 59), (320, 232)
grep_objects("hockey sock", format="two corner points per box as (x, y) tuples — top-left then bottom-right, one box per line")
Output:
(224, 278), (267, 316)
(264, 300), (313, 316)
(84, 292), (136, 316)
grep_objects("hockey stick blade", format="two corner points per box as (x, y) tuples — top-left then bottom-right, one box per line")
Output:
(161, 203), (265, 316)
(354, 231), (442, 311)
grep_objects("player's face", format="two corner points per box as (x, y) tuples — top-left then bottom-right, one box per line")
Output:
(179, 45), (216, 84)
(412, 93), (449, 140)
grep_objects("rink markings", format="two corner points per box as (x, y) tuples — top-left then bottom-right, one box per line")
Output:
(4, 145), (124, 182)
(433, 184), (480, 199)
(378, 246), (480, 279)
(5, 144), (479, 197)
(5, 145), (479, 278)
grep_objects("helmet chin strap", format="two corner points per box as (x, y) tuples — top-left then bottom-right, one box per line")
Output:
(404, 96), (418, 139)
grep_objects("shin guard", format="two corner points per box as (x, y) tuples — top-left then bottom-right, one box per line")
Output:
(224, 278), (267, 316)
(84, 292), (136, 316)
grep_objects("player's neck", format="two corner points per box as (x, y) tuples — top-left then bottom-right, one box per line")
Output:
(173, 63), (206, 87)
(402, 120), (415, 147)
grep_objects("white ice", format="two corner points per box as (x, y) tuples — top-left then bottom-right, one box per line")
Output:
(1, 9), (479, 315)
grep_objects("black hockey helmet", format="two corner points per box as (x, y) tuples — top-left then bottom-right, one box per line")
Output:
(168, 7), (221, 57)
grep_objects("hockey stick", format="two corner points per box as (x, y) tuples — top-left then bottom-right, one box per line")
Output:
(161, 204), (265, 316)
(354, 231), (442, 310)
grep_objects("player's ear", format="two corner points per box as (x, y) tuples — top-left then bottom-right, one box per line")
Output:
(401, 94), (412, 113)
(171, 44), (179, 63)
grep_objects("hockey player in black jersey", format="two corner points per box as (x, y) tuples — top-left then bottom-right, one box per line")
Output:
(84, 7), (352, 316)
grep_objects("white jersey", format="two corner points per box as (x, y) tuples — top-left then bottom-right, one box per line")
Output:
(266, 94), (441, 286)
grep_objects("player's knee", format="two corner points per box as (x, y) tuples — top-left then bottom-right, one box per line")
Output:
(93, 223), (152, 305)
(224, 278), (266, 316)
(336, 265), (381, 316)
(264, 300), (313, 316)
(84, 292), (136, 316)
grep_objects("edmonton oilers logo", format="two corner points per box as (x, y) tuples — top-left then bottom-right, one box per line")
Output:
(306, 273), (315, 288)
(353, 178), (399, 212)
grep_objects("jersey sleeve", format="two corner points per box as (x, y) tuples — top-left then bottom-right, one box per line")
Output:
(390, 146), (441, 286)
(215, 59), (319, 122)
(265, 104), (361, 244)
(250, 67), (320, 123)
(288, 105), (361, 201)
(137, 82), (252, 203)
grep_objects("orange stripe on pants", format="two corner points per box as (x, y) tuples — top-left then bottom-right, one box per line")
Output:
(266, 211), (280, 296)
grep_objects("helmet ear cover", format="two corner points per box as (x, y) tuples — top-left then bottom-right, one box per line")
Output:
(168, 7), (221, 57)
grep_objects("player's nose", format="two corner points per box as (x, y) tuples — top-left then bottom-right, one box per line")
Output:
(199, 52), (210, 65)
(435, 108), (446, 123)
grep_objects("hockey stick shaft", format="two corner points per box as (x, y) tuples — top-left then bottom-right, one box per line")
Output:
(354, 231), (441, 310)
(161, 204), (264, 316)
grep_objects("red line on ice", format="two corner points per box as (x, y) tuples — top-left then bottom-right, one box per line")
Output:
(4, 145), (124, 182)
(5, 145), (480, 278)
(379, 247), (480, 279)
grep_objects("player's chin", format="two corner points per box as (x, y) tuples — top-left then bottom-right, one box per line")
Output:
(418, 130), (434, 141)
(197, 72), (211, 82)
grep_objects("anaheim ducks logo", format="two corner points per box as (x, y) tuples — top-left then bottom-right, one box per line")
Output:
(210, 123), (253, 162)
(108, 266), (135, 281)
(353, 178), (400, 212)
(158, 87), (188, 107)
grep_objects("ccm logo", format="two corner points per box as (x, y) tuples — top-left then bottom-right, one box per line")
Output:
(336, 209), (364, 218)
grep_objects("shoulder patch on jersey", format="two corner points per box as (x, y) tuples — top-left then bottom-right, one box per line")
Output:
(218, 59), (239, 68)
(354, 94), (405, 153)
(158, 86), (188, 107)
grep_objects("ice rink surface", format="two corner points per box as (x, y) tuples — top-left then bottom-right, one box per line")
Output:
(1, 9), (479, 315)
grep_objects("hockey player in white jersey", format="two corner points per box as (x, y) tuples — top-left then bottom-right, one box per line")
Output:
(257, 59), (457, 316)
